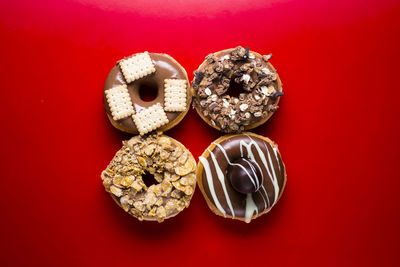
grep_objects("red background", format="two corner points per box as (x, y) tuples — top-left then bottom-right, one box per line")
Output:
(1, 0), (400, 266)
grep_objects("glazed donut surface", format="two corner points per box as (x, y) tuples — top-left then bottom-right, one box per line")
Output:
(191, 46), (283, 133)
(197, 132), (286, 223)
(104, 52), (191, 134)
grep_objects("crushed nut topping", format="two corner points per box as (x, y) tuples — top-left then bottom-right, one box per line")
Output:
(101, 133), (196, 222)
(192, 46), (282, 132)
(239, 103), (248, 112)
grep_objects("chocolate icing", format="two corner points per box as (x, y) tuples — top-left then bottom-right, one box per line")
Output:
(103, 53), (189, 134)
(199, 133), (286, 222)
(227, 158), (263, 194)
(192, 47), (283, 133)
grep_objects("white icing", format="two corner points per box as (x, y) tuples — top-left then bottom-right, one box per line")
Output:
(273, 147), (281, 172)
(245, 193), (258, 223)
(216, 141), (266, 220)
(262, 141), (280, 203)
(214, 143), (260, 189)
(199, 156), (226, 216)
(242, 158), (258, 188)
(200, 136), (282, 222)
(260, 185), (270, 209)
(208, 149), (235, 218)
(243, 135), (280, 204)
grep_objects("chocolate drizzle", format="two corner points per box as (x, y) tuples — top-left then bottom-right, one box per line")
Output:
(199, 134), (285, 223)
(227, 158), (263, 194)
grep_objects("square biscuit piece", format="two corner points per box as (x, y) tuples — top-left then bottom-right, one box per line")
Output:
(164, 79), (187, 112)
(119, 52), (156, 83)
(132, 103), (169, 135)
(105, 85), (135, 120)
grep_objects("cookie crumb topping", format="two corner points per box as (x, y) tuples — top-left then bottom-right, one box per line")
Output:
(192, 46), (282, 132)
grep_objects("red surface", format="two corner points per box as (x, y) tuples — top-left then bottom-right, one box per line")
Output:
(1, 0), (400, 266)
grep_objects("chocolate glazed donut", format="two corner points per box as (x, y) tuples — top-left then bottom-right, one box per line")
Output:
(103, 53), (191, 134)
(197, 132), (286, 223)
(191, 46), (283, 133)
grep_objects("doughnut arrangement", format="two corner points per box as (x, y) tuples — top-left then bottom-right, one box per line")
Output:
(101, 47), (286, 224)
(191, 46), (283, 133)
(193, 46), (287, 222)
(101, 52), (196, 222)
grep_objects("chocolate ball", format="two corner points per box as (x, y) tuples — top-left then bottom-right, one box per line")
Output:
(227, 158), (263, 194)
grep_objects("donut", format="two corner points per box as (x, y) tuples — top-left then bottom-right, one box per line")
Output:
(103, 52), (191, 135)
(196, 132), (286, 223)
(191, 46), (283, 133)
(101, 133), (197, 222)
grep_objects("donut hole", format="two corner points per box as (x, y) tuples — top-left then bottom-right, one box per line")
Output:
(142, 171), (158, 187)
(138, 81), (158, 102)
(226, 79), (244, 98)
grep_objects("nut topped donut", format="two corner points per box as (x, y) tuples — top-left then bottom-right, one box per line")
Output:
(104, 52), (191, 135)
(191, 46), (283, 133)
(101, 133), (197, 222)
(197, 132), (286, 223)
